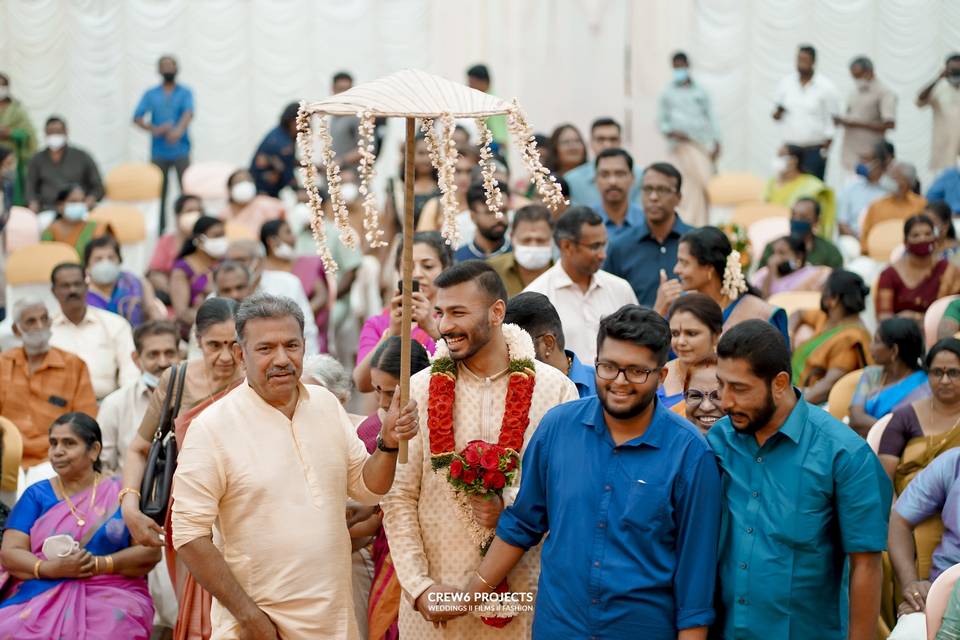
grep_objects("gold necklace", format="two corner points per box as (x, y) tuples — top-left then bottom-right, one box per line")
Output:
(57, 472), (100, 528)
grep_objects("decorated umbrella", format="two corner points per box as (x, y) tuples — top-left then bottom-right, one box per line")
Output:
(297, 69), (564, 462)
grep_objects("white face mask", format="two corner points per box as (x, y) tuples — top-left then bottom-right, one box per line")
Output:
(340, 182), (360, 203)
(879, 174), (898, 192)
(141, 371), (160, 389)
(63, 202), (88, 221)
(0, 86), (9, 101)
(89, 259), (120, 285)
(771, 156), (789, 175)
(46, 134), (66, 150)
(177, 211), (201, 235)
(230, 181), (257, 204)
(18, 328), (51, 356)
(289, 203), (313, 233)
(273, 242), (295, 260)
(201, 235), (229, 258)
(855, 78), (871, 92)
(513, 244), (553, 270)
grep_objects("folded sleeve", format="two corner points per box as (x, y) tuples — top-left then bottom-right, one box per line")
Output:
(171, 419), (226, 549)
(895, 452), (958, 527)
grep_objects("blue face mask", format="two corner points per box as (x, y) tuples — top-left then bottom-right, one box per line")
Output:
(855, 163), (870, 178)
(673, 68), (690, 84)
(790, 219), (813, 236)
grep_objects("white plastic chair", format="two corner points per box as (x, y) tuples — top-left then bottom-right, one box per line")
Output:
(926, 563), (960, 639)
(866, 413), (893, 455)
(747, 217), (790, 266)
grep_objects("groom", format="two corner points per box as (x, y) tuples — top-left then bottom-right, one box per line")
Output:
(382, 261), (578, 638)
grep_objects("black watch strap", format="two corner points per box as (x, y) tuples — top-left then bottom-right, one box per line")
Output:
(377, 434), (399, 453)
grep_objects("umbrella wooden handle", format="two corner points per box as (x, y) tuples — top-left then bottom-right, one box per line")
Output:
(397, 116), (417, 465)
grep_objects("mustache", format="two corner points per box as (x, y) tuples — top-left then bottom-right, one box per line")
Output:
(266, 365), (296, 378)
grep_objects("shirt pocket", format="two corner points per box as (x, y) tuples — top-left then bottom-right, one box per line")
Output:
(621, 481), (669, 532)
(773, 486), (831, 550)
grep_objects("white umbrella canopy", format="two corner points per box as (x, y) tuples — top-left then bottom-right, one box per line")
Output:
(300, 68), (513, 118)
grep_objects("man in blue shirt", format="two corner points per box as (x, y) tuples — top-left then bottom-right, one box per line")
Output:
(133, 55), (194, 233)
(708, 320), (892, 640)
(250, 102), (298, 198)
(566, 117), (642, 207)
(591, 148), (645, 241)
(454, 181), (510, 262)
(504, 291), (596, 397)
(465, 305), (721, 639)
(604, 162), (693, 307)
(927, 164), (960, 214)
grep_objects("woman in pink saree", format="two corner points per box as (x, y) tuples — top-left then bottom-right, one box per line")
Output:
(0, 412), (160, 639)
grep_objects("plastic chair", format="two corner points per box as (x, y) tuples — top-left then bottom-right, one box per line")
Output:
(731, 202), (790, 228)
(865, 219), (905, 262)
(104, 162), (163, 201)
(707, 173), (765, 206)
(827, 369), (864, 421)
(926, 562), (960, 639)
(5, 241), (79, 286)
(925, 295), (960, 348)
(767, 291), (823, 318)
(3, 206), (40, 252)
(0, 417), (23, 503)
(224, 221), (257, 241)
(182, 161), (234, 208)
(747, 217), (790, 265)
(866, 413), (892, 455)
(89, 204), (149, 274)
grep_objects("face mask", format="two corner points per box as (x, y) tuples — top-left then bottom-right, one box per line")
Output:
(906, 240), (935, 257)
(340, 182), (360, 203)
(89, 259), (120, 285)
(855, 78), (871, 92)
(289, 203), (312, 233)
(513, 244), (553, 270)
(177, 211), (201, 235)
(790, 219), (813, 236)
(855, 163), (870, 178)
(19, 328), (51, 356)
(0, 86), (9, 101)
(161, 72), (177, 84)
(63, 202), (88, 221)
(201, 235), (229, 258)
(948, 73), (960, 87)
(274, 242), (295, 260)
(776, 260), (797, 276)
(771, 156), (788, 174)
(672, 68), (690, 84)
(141, 371), (160, 389)
(879, 174), (898, 192)
(230, 181), (256, 204)
(46, 134), (66, 150)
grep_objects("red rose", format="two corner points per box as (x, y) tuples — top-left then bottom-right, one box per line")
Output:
(483, 470), (506, 490)
(461, 468), (477, 484)
(481, 450), (500, 471)
(505, 455), (517, 472)
(464, 447), (481, 466)
(449, 459), (464, 479)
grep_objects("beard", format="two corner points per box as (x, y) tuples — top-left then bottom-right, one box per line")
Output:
(727, 386), (777, 436)
(442, 317), (494, 362)
(599, 384), (658, 420)
(477, 224), (507, 242)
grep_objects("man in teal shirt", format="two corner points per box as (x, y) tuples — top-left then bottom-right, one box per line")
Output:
(708, 320), (891, 639)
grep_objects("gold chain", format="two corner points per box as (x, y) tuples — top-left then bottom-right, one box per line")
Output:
(56, 472), (100, 528)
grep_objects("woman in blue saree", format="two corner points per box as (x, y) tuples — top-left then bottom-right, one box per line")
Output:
(848, 317), (930, 435)
(0, 412), (159, 639)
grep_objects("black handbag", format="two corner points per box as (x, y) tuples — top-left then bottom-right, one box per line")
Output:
(139, 363), (188, 525)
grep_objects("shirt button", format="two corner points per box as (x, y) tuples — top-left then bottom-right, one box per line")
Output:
(594, 561), (601, 567)
(738, 597), (748, 605)
(660, 246), (666, 254)
(739, 562), (748, 570)
(591, 599), (599, 606)
(751, 491), (759, 498)
(755, 456), (763, 463)
(746, 527), (754, 534)
(598, 522), (606, 529)
(604, 485), (612, 491)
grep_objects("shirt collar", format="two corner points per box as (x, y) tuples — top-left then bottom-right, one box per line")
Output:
(775, 388), (808, 444)
(13, 346), (66, 372)
(584, 395), (668, 449)
(53, 307), (94, 327)
(565, 350), (595, 388)
(554, 261), (602, 293)
(632, 212), (692, 241)
(459, 361), (511, 382)
(466, 239), (510, 259)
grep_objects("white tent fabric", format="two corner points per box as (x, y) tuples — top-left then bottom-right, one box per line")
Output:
(1, 0), (958, 190)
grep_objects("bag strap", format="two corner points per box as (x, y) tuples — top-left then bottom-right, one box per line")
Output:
(153, 363), (179, 441)
(170, 362), (189, 420)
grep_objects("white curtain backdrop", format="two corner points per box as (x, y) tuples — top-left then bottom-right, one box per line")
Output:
(1, 0), (958, 190)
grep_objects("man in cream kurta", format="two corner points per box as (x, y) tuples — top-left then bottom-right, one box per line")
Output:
(381, 261), (579, 639)
(173, 382), (378, 638)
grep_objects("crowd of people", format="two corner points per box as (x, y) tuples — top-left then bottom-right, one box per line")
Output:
(0, 42), (959, 640)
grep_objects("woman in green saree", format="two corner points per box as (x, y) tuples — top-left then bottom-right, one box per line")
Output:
(766, 144), (837, 238)
(0, 73), (36, 206)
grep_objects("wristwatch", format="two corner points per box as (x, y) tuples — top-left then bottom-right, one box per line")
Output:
(377, 433), (399, 453)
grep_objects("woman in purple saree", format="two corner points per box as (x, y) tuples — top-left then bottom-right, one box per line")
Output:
(0, 412), (159, 639)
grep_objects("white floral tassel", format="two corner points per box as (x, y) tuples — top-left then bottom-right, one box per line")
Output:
(421, 116), (461, 246)
(356, 111), (386, 248)
(295, 104), (338, 273)
(475, 118), (504, 221)
(507, 99), (567, 211)
(721, 250), (749, 299)
(315, 114), (358, 250)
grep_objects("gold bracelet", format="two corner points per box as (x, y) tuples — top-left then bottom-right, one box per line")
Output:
(33, 559), (42, 580)
(94, 557), (100, 575)
(105, 555), (114, 574)
(475, 570), (496, 591)
(117, 488), (141, 506)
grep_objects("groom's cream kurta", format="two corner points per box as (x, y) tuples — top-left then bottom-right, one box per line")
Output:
(382, 359), (578, 638)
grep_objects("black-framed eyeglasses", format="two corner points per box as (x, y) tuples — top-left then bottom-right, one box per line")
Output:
(684, 389), (721, 407)
(929, 367), (960, 382)
(576, 241), (607, 253)
(595, 361), (661, 384)
(641, 185), (678, 197)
